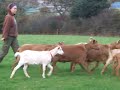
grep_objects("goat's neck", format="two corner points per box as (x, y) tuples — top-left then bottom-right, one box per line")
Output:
(49, 47), (58, 57)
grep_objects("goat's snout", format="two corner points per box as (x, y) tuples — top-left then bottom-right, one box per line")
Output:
(58, 47), (64, 55)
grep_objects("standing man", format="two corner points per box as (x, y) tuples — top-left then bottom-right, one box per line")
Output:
(0, 3), (19, 63)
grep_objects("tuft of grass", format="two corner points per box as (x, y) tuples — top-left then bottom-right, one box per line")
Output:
(0, 35), (120, 90)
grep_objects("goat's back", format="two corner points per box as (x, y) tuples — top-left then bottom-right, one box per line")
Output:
(18, 50), (52, 64)
(18, 44), (56, 52)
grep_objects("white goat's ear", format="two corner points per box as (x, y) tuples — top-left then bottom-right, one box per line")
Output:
(58, 42), (64, 45)
(117, 40), (120, 43)
(58, 47), (60, 49)
(57, 45), (61, 49)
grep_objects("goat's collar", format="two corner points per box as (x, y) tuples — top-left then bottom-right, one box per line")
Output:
(49, 52), (53, 58)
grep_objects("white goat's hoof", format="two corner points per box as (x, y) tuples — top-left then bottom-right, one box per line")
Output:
(47, 73), (51, 76)
(10, 76), (13, 79)
(10, 77), (13, 79)
(27, 76), (30, 78)
(42, 76), (46, 78)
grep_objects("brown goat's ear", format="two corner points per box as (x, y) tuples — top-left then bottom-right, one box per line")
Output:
(93, 40), (97, 44)
(89, 37), (94, 41)
(89, 37), (98, 44)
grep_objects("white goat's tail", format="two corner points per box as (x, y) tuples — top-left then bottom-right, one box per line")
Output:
(14, 52), (21, 57)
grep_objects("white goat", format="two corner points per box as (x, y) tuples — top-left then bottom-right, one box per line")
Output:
(10, 46), (64, 79)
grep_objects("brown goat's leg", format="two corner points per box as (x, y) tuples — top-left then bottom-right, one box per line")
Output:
(101, 65), (107, 75)
(70, 62), (73, 72)
(79, 64), (86, 71)
(91, 62), (99, 71)
(115, 59), (120, 76)
(12, 56), (20, 70)
(115, 65), (120, 76)
(70, 62), (76, 72)
(52, 61), (57, 72)
(112, 61), (118, 75)
(80, 61), (91, 73)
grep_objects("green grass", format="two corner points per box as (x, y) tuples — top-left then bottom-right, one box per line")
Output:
(0, 35), (120, 90)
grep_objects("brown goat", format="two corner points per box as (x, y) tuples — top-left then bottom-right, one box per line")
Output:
(70, 39), (120, 73)
(52, 39), (99, 73)
(109, 40), (120, 49)
(84, 40), (120, 72)
(101, 40), (120, 74)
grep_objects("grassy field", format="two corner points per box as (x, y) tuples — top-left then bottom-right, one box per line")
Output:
(0, 35), (120, 90)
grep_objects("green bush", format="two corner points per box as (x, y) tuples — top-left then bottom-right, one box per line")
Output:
(70, 0), (110, 18)
(0, 2), (6, 32)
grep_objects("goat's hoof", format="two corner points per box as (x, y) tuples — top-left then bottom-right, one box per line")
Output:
(47, 73), (51, 76)
(70, 71), (74, 73)
(10, 77), (13, 79)
(42, 75), (46, 78)
(112, 72), (115, 76)
(10, 76), (13, 79)
(90, 69), (94, 72)
(101, 71), (104, 75)
(88, 72), (92, 75)
(27, 76), (30, 78)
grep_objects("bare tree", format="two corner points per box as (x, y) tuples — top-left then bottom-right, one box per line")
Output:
(47, 0), (74, 20)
